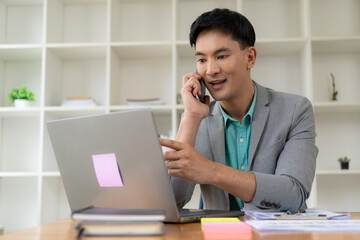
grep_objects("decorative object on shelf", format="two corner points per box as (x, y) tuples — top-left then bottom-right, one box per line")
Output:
(62, 96), (97, 107)
(338, 156), (350, 170)
(8, 85), (36, 108)
(330, 72), (338, 101)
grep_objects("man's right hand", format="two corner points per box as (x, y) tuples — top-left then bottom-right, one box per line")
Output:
(181, 72), (210, 121)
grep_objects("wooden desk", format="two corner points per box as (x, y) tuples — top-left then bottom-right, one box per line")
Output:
(2, 213), (360, 240)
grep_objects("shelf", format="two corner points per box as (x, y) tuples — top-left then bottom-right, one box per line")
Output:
(316, 169), (360, 175)
(44, 46), (107, 107)
(177, 0), (237, 41)
(0, 0), (360, 233)
(0, 47), (42, 107)
(312, 50), (360, 102)
(40, 176), (70, 224)
(0, 0), (43, 44)
(0, 177), (39, 233)
(243, 0), (303, 39)
(310, 0), (360, 37)
(0, 116), (41, 172)
(312, 36), (360, 54)
(0, 172), (41, 177)
(315, 112), (360, 171)
(313, 102), (360, 113)
(110, 46), (173, 106)
(111, 0), (172, 42)
(110, 105), (173, 113)
(0, 108), (41, 118)
(46, 0), (107, 43)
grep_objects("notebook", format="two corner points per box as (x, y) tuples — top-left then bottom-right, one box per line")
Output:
(47, 108), (244, 223)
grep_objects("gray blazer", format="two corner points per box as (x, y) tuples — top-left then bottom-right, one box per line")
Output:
(171, 82), (318, 211)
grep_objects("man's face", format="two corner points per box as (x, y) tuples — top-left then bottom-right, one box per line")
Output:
(195, 29), (255, 102)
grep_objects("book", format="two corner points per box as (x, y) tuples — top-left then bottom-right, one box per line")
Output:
(75, 220), (164, 236)
(61, 96), (97, 107)
(72, 207), (166, 222)
(126, 98), (165, 106)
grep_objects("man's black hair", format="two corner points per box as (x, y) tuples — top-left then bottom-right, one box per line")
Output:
(189, 8), (256, 49)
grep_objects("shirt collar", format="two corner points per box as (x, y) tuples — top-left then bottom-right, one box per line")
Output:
(220, 82), (257, 126)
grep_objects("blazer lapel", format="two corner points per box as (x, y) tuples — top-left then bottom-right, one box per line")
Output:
(249, 82), (271, 167)
(207, 102), (226, 165)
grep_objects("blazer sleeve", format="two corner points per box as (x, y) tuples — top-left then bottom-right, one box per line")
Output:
(250, 96), (318, 211)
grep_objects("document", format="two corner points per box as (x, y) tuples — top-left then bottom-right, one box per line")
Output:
(246, 219), (360, 232)
(245, 208), (350, 220)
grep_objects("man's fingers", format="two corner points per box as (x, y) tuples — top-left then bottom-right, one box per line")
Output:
(159, 138), (184, 151)
(163, 150), (180, 161)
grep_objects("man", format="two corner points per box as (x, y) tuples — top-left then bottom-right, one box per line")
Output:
(160, 8), (318, 211)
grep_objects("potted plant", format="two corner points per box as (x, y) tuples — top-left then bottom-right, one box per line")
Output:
(8, 86), (36, 108)
(338, 157), (350, 170)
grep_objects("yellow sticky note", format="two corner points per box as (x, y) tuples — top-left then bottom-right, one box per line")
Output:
(201, 218), (240, 230)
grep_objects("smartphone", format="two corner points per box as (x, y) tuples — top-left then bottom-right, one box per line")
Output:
(197, 79), (206, 103)
(196, 69), (206, 103)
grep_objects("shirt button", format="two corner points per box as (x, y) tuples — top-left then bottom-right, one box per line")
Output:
(241, 166), (246, 170)
(239, 138), (244, 143)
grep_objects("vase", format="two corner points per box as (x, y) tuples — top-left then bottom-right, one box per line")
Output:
(14, 99), (30, 108)
(340, 162), (349, 170)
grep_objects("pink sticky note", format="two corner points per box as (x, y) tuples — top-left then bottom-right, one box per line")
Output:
(202, 222), (252, 240)
(92, 153), (124, 187)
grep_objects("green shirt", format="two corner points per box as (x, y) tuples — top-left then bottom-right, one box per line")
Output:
(220, 83), (257, 209)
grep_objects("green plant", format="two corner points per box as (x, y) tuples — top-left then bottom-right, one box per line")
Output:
(338, 156), (350, 163)
(8, 86), (36, 103)
(330, 72), (338, 101)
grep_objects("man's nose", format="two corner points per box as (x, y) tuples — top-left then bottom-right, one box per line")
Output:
(206, 60), (220, 76)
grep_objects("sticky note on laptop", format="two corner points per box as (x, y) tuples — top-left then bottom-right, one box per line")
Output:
(202, 218), (252, 240)
(92, 153), (124, 187)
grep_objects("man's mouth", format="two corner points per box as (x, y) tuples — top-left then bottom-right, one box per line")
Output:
(209, 79), (226, 89)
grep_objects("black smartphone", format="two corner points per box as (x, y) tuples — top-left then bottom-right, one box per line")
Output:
(197, 79), (206, 103)
(196, 69), (206, 103)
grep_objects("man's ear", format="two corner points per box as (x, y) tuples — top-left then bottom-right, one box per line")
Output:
(247, 47), (257, 70)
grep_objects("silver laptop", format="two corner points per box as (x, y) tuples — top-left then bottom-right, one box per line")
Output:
(47, 109), (244, 223)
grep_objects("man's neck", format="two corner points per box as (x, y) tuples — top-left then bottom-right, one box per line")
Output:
(220, 81), (255, 123)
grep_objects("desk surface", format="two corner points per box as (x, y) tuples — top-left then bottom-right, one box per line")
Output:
(2, 213), (360, 240)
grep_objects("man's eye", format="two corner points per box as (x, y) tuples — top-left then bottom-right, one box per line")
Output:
(218, 55), (228, 60)
(197, 59), (206, 63)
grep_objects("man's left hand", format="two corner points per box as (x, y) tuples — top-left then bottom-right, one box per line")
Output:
(159, 138), (217, 184)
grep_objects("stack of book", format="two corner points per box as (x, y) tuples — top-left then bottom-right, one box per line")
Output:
(61, 96), (97, 107)
(73, 208), (165, 237)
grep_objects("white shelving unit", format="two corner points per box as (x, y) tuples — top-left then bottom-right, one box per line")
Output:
(0, 0), (359, 233)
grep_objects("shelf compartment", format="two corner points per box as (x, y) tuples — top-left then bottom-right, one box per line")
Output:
(310, 0), (360, 38)
(40, 176), (70, 225)
(42, 109), (106, 172)
(312, 50), (360, 102)
(110, 45), (172, 105)
(243, 0), (302, 39)
(111, 0), (172, 42)
(0, 0), (43, 44)
(315, 112), (360, 171)
(316, 174), (360, 212)
(0, 177), (39, 233)
(177, 0), (237, 41)
(252, 48), (307, 96)
(0, 47), (42, 107)
(0, 115), (41, 172)
(46, 0), (107, 43)
(44, 46), (107, 107)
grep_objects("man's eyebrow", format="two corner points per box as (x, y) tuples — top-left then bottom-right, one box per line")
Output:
(195, 47), (231, 56)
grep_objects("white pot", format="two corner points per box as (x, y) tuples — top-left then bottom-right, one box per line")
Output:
(14, 99), (31, 108)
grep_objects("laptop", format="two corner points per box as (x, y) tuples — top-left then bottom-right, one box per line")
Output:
(47, 108), (244, 223)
